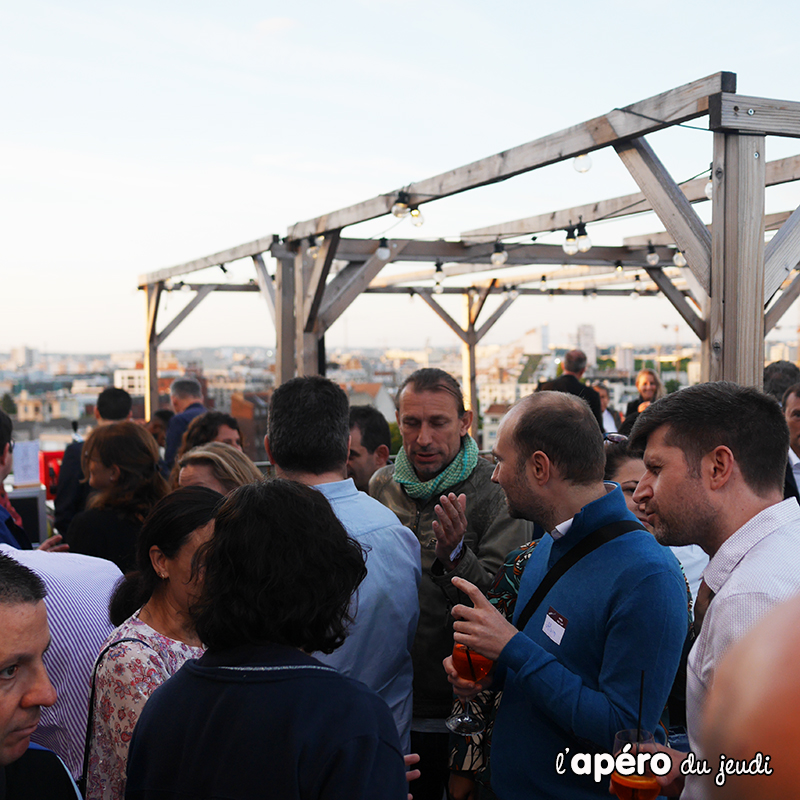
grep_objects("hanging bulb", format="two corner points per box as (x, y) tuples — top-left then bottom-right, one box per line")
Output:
(646, 241), (660, 267)
(563, 226), (578, 256)
(410, 208), (425, 227)
(391, 190), (411, 218)
(548, 289), (555, 302)
(591, 288), (598, 299)
(573, 154), (592, 173)
(615, 260), (624, 272)
(673, 250), (687, 267)
(539, 275), (547, 293)
(490, 242), (508, 266)
(508, 287), (519, 300)
(576, 218), (591, 253)
(376, 238), (391, 260)
(307, 235), (320, 259)
(704, 179), (713, 200)
(583, 289), (589, 301)
(433, 260), (444, 294)
(180, 282), (192, 293)
(630, 274), (641, 299)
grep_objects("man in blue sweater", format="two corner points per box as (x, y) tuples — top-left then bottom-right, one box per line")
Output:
(445, 391), (687, 800)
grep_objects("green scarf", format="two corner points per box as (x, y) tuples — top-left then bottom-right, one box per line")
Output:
(394, 435), (479, 502)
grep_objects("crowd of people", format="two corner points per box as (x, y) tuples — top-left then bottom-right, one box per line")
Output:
(2, 358), (800, 799)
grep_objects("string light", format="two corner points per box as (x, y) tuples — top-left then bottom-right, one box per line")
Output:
(573, 154), (592, 173)
(307, 235), (324, 259)
(219, 263), (228, 274)
(433, 260), (444, 294)
(490, 242), (508, 266)
(705, 162), (714, 200)
(410, 207), (425, 227)
(376, 238), (391, 260)
(673, 250), (687, 267)
(576, 218), (592, 253)
(615, 260), (624, 272)
(591, 288), (598, 299)
(563, 225), (578, 256)
(630, 274), (641, 299)
(391, 191), (411, 218)
(646, 242), (660, 267)
(539, 275), (547, 293)
(508, 287), (520, 300)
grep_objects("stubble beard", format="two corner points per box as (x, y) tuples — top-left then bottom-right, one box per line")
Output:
(650, 494), (717, 549)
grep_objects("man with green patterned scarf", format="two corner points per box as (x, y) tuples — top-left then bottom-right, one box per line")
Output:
(370, 368), (532, 800)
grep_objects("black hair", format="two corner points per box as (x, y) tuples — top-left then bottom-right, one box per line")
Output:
(511, 392), (605, 485)
(152, 409), (174, 426)
(629, 381), (789, 497)
(782, 382), (800, 410)
(603, 440), (638, 482)
(109, 486), (223, 625)
(96, 387), (132, 421)
(764, 361), (800, 403)
(349, 405), (390, 453)
(192, 479), (366, 654)
(0, 553), (46, 604)
(397, 368), (465, 416)
(268, 376), (349, 475)
(0, 410), (11, 451)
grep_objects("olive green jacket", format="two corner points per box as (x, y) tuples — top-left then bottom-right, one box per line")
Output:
(370, 457), (534, 720)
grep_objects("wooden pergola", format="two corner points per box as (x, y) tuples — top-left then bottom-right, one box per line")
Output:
(139, 71), (800, 436)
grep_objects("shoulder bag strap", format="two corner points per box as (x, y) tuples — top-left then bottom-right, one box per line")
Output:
(515, 519), (645, 632)
(79, 637), (155, 793)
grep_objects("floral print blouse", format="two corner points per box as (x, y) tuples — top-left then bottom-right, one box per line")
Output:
(85, 613), (204, 800)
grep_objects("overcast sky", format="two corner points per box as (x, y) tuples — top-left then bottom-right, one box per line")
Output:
(4, 0), (800, 355)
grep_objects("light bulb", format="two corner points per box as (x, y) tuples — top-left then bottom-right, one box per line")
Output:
(410, 208), (425, 227)
(673, 250), (687, 267)
(490, 242), (508, 266)
(573, 154), (592, 173)
(539, 275), (547, 293)
(705, 179), (713, 200)
(563, 226), (578, 256)
(509, 288), (519, 300)
(646, 242), (660, 267)
(433, 280), (444, 295)
(433, 260), (444, 294)
(180, 282), (192, 293)
(391, 191), (410, 218)
(376, 238), (391, 260)
(591, 288), (598, 299)
(576, 219), (591, 253)
(307, 235), (320, 258)
(630, 275), (641, 299)
(615, 261), (624, 272)
(548, 289), (555, 302)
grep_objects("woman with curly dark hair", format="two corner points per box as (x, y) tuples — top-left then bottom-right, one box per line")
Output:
(66, 422), (168, 571)
(125, 479), (409, 800)
(168, 411), (242, 489)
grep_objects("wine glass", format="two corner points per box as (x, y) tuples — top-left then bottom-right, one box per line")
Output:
(445, 643), (493, 735)
(610, 729), (660, 800)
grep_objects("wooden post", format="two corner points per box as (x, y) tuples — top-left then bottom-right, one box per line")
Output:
(275, 257), (295, 385)
(461, 293), (479, 440)
(706, 132), (767, 386)
(143, 282), (162, 421)
(294, 247), (319, 376)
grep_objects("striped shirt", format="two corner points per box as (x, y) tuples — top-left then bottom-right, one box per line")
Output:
(0, 544), (122, 779)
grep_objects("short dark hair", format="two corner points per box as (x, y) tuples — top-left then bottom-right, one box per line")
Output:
(191, 479), (366, 654)
(511, 392), (605, 485)
(182, 412), (240, 451)
(782, 382), (800, 410)
(268, 377), (349, 474)
(97, 387), (132, 421)
(349, 405), (390, 453)
(563, 350), (588, 373)
(603, 439), (637, 482)
(629, 381), (789, 497)
(397, 368), (465, 416)
(170, 377), (203, 399)
(109, 486), (223, 625)
(0, 553), (46, 605)
(764, 361), (800, 403)
(0, 410), (11, 451)
(152, 409), (174, 426)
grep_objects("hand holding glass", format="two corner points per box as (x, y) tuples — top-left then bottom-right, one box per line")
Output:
(609, 730), (660, 800)
(445, 643), (493, 735)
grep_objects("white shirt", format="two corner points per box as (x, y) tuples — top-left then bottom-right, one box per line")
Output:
(789, 447), (800, 489)
(601, 408), (618, 433)
(684, 500), (800, 799)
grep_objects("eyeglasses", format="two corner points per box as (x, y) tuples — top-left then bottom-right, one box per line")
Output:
(603, 433), (628, 445)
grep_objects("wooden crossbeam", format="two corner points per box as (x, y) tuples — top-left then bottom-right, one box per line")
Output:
(475, 294), (517, 342)
(157, 285), (216, 346)
(470, 280), (496, 326)
(366, 286), (664, 297)
(614, 137), (712, 292)
(252, 253), (276, 327)
(764, 205), (800, 301)
(765, 271), (800, 334)
(644, 267), (706, 340)
(286, 72), (735, 241)
(710, 93), (800, 138)
(303, 231), (341, 332)
(414, 291), (469, 343)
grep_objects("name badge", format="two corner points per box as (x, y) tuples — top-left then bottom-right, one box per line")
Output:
(542, 606), (568, 645)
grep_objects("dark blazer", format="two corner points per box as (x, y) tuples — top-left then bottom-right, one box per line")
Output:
(164, 402), (207, 468)
(540, 374), (604, 431)
(785, 460), (800, 504)
(54, 440), (91, 536)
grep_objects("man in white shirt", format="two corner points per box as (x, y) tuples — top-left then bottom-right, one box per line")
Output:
(630, 381), (800, 799)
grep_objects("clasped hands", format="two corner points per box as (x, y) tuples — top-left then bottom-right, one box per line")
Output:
(442, 576), (519, 700)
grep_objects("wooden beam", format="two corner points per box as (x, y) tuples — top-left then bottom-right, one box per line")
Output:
(303, 231), (341, 332)
(614, 137), (712, 293)
(470, 280), (496, 326)
(765, 271), (800, 335)
(414, 291), (469, 343)
(366, 286), (663, 297)
(764, 205), (800, 301)
(156, 285), (215, 346)
(461, 295), (478, 437)
(710, 93), (800, 138)
(275, 257), (295, 385)
(252, 253), (276, 328)
(143, 283), (163, 421)
(644, 268), (706, 340)
(466, 154), (800, 242)
(475, 295), (518, 342)
(294, 247), (318, 376)
(287, 72), (735, 241)
(318, 240), (409, 334)
(139, 236), (276, 286)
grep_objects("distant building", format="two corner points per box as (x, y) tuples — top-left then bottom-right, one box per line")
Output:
(615, 345), (635, 375)
(15, 390), (80, 423)
(481, 403), (512, 451)
(9, 347), (36, 370)
(577, 325), (597, 368)
(342, 383), (396, 423)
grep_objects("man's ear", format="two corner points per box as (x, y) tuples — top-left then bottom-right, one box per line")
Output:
(374, 444), (390, 468)
(527, 450), (551, 485)
(264, 436), (273, 464)
(0, 442), (9, 468)
(706, 445), (735, 490)
(459, 409), (474, 437)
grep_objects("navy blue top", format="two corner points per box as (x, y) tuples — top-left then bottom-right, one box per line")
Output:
(163, 402), (206, 469)
(126, 643), (407, 800)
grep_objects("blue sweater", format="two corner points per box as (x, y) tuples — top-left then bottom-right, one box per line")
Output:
(491, 486), (686, 800)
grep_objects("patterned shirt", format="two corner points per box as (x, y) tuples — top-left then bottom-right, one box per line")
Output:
(86, 614), (204, 800)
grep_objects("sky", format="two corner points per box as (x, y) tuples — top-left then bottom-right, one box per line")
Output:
(4, 0), (800, 355)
